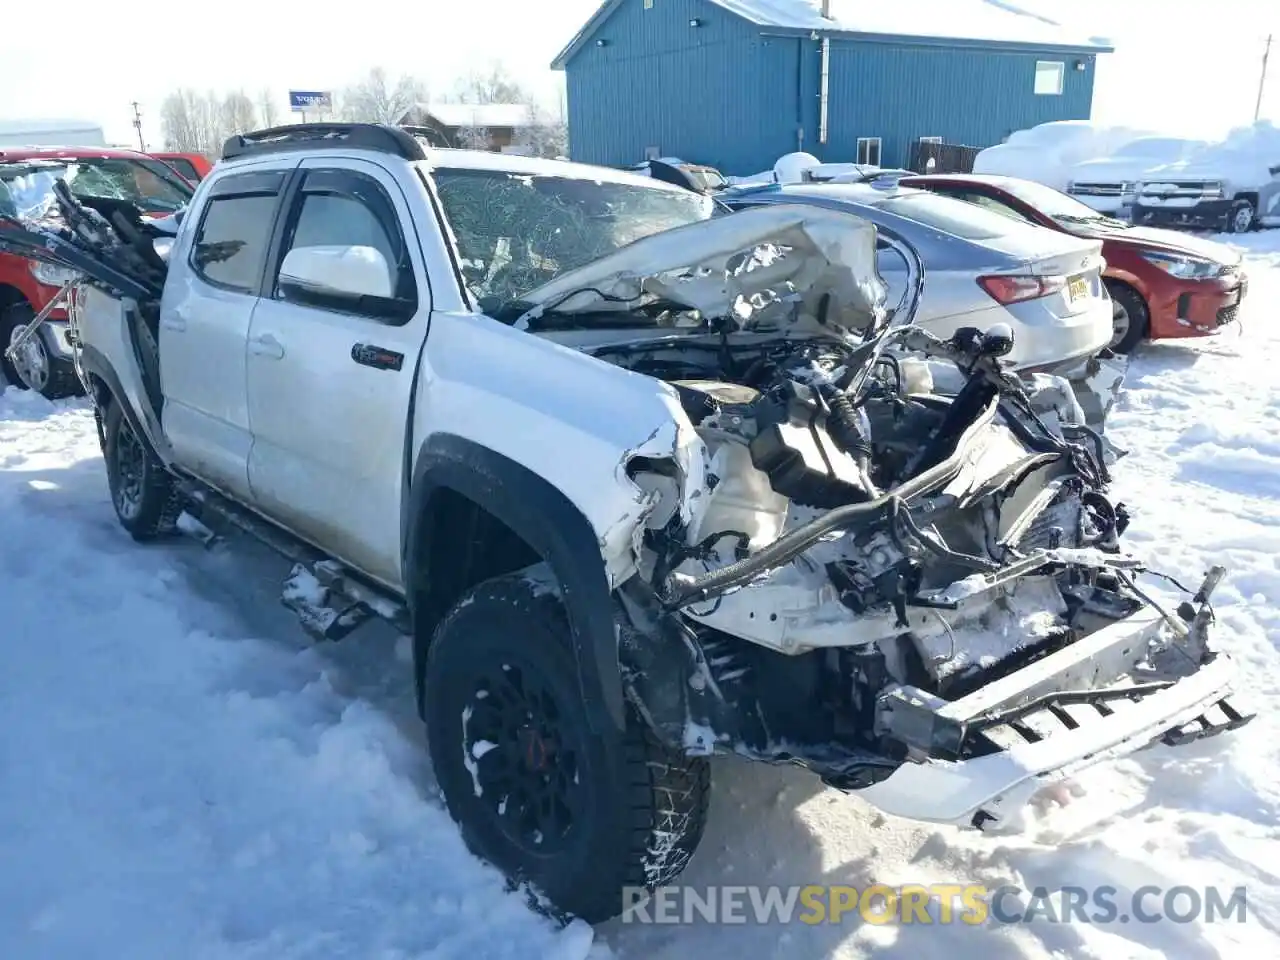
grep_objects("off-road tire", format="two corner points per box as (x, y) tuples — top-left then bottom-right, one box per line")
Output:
(1227, 198), (1256, 234)
(102, 399), (183, 541)
(424, 571), (711, 923)
(1104, 280), (1150, 354)
(1, 302), (81, 399)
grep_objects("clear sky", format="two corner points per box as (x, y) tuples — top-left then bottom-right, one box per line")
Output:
(0, 0), (1275, 148)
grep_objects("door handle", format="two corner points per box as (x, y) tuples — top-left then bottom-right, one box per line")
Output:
(161, 314), (186, 332)
(249, 333), (284, 359)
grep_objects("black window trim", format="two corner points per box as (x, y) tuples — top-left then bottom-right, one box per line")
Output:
(263, 166), (419, 326)
(188, 170), (288, 296)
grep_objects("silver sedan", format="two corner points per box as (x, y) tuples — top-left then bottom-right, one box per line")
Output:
(720, 181), (1114, 373)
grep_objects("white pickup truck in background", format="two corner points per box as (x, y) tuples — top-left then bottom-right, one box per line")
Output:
(1065, 136), (1207, 216)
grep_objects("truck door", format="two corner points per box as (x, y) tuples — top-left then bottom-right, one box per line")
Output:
(159, 169), (288, 500)
(243, 157), (431, 590)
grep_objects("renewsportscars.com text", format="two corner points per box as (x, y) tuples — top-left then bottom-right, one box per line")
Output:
(620, 884), (1249, 926)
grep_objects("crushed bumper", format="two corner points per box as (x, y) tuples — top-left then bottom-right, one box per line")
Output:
(854, 606), (1251, 828)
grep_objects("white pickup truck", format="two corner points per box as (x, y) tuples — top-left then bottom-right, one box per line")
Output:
(2, 124), (1251, 924)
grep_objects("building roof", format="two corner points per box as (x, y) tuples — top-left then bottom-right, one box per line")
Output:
(552, 0), (1113, 69)
(413, 103), (536, 129)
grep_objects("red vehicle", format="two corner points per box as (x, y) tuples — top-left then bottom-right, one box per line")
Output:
(0, 145), (192, 397)
(149, 151), (213, 184)
(899, 173), (1249, 353)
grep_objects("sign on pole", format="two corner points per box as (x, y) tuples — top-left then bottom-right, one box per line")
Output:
(288, 90), (332, 113)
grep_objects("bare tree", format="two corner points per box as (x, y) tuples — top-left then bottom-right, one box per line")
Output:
(258, 89), (280, 128)
(514, 104), (568, 159)
(339, 68), (427, 124)
(455, 125), (493, 150)
(452, 62), (528, 105)
(160, 89), (225, 155)
(219, 91), (258, 141)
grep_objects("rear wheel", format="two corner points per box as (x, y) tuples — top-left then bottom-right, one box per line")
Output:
(102, 400), (182, 541)
(1, 303), (80, 399)
(424, 571), (711, 923)
(1104, 280), (1149, 354)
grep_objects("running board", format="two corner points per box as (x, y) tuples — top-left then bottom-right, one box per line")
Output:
(282, 562), (376, 642)
(177, 481), (410, 642)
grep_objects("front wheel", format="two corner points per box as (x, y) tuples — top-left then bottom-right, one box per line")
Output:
(424, 571), (711, 923)
(1104, 280), (1150, 354)
(102, 400), (182, 541)
(1, 303), (81, 399)
(1227, 198), (1256, 234)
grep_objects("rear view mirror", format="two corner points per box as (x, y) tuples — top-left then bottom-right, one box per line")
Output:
(279, 244), (394, 299)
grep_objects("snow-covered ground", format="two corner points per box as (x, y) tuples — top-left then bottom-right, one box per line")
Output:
(3, 233), (1280, 959)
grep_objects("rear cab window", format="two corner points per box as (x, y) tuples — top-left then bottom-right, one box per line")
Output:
(189, 171), (285, 294)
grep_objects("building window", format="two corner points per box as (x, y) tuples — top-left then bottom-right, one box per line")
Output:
(643, 0), (653, 8)
(1035, 61), (1065, 95)
(856, 137), (882, 166)
(918, 136), (942, 145)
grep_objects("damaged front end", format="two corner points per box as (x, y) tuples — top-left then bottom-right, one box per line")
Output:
(524, 204), (1253, 831)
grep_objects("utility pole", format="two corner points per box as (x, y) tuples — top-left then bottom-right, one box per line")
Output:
(130, 101), (145, 151)
(1257, 33), (1273, 122)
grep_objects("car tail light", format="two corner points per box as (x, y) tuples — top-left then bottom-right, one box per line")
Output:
(977, 275), (1067, 305)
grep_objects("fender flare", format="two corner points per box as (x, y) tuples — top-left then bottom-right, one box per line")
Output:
(404, 433), (626, 733)
(77, 344), (155, 453)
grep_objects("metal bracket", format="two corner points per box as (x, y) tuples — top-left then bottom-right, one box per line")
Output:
(3, 278), (79, 365)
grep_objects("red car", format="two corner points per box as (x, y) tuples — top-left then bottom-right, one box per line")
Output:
(149, 151), (213, 184)
(899, 173), (1248, 353)
(0, 145), (192, 397)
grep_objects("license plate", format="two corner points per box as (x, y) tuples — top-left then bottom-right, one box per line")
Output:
(1067, 275), (1089, 302)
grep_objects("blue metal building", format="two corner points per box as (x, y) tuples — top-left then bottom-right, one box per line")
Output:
(551, 0), (1114, 175)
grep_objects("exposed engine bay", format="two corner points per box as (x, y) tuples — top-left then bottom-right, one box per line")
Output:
(591, 321), (1251, 819)
(506, 211), (1255, 825)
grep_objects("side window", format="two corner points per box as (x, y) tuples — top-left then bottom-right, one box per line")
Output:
(170, 158), (201, 182)
(189, 173), (283, 294)
(273, 169), (417, 319)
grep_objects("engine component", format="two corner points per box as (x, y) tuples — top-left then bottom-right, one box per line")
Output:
(749, 384), (872, 508)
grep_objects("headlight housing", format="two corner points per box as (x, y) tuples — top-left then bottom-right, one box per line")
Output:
(29, 261), (78, 287)
(1200, 181), (1225, 198)
(1141, 251), (1225, 280)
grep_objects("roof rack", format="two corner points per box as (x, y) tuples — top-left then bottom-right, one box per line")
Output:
(221, 123), (428, 162)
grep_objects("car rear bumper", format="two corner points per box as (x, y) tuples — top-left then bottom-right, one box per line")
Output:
(856, 605), (1248, 828)
(1131, 198), (1231, 230)
(1150, 272), (1248, 339)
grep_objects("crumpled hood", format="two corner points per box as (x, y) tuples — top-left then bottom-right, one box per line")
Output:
(516, 204), (888, 338)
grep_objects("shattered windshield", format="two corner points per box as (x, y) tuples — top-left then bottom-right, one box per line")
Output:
(430, 167), (716, 306)
(0, 157), (192, 220)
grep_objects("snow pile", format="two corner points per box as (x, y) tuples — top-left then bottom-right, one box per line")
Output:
(1140, 121), (1280, 191)
(974, 120), (1153, 190)
(0, 386), (602, 960)
(712, 0), (1107, 47)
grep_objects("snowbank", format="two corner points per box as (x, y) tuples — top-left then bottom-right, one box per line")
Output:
(0, 386), (601, 960)
(974, 120), (1153, 190)
(1140, 121), (1280, 191)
